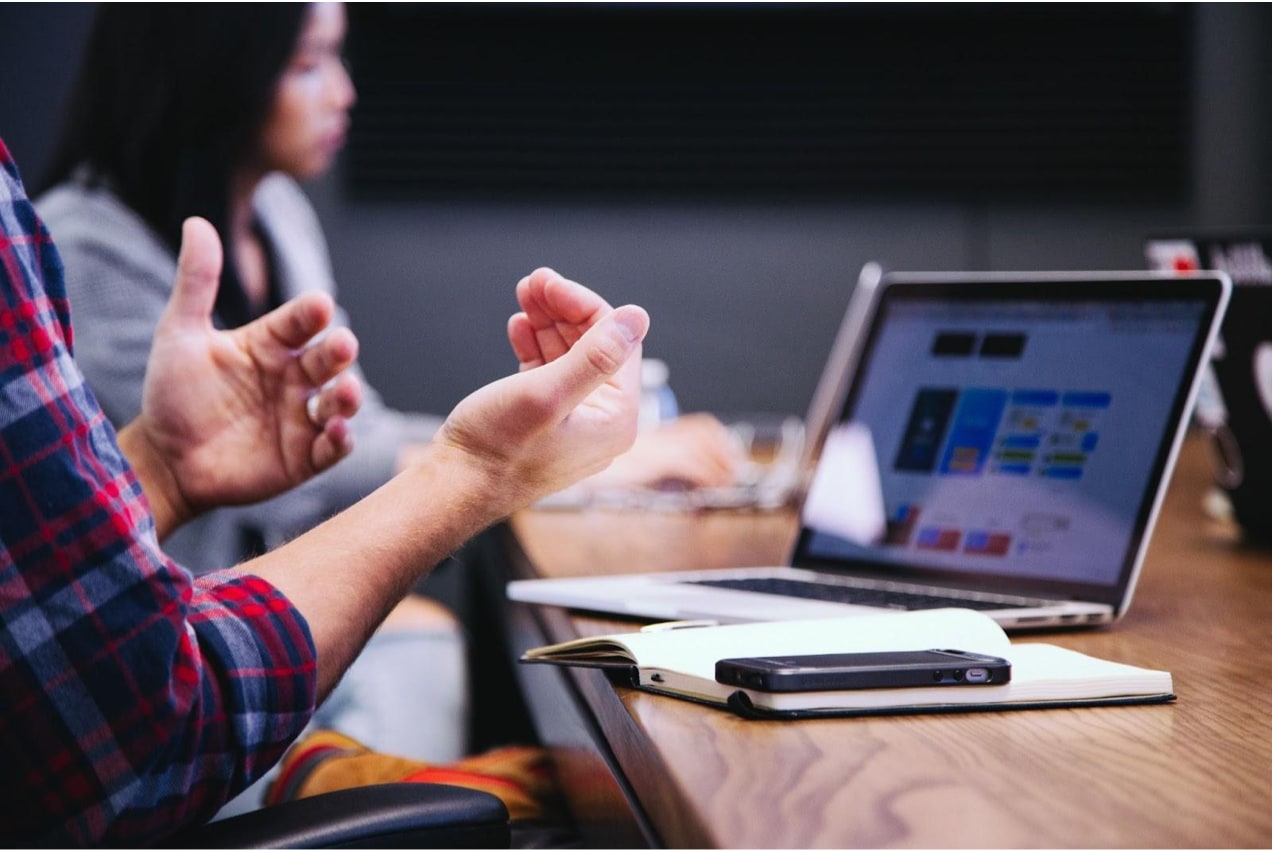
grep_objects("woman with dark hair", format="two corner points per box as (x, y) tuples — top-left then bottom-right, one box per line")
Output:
(37, 3), (470, 816)
(42, 5), (312, 321)
(38, 4), (432, 569)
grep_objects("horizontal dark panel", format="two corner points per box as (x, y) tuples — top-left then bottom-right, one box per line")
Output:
(344, 3), (1191, 202)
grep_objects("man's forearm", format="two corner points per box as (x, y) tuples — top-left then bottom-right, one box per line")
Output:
(242, 441), (510, 699)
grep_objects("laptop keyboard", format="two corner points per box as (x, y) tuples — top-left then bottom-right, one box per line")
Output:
(688, 577), (1023, 611)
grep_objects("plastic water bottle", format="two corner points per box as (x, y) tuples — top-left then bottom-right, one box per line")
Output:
(640, 358), (679, 430)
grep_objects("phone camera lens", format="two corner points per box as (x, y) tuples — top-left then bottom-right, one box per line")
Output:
(932, 670), (943, 682)
(953, 669), (965, 681)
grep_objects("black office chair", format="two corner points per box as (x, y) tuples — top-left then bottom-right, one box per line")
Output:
(165, 783), (510, 848)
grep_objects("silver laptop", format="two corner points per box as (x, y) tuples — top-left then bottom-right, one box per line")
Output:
(509, 271), (1231, 630)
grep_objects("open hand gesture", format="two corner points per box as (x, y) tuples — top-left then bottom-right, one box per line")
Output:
(435, 268), (649, 512)
(121, 217), (362, 533)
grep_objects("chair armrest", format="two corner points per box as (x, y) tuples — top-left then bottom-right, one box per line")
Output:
(165, 783), (510, 848)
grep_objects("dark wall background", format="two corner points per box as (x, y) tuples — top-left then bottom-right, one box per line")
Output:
(2, 3), (1270, 419)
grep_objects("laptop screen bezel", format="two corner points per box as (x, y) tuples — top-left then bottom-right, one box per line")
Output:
(790, 271), (1230, 609)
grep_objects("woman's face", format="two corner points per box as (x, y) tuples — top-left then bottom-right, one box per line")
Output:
(258, 3), (356, 180)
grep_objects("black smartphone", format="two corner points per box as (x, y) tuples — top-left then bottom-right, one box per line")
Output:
(714, 648), (1011, 692)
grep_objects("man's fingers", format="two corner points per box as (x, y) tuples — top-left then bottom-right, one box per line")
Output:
(530, 304), (649, 414)
(517, 269), (613, 364)
(256, 291), (338, 351)
(508, 313), (545, 370)
(166, 217), (223, 325)
(306, 372), (363, 426)
(296, 325), (359, 387)
(522, 268), (612, 326)
(311, 417), (356, 472)
(307, 376), (360, 472)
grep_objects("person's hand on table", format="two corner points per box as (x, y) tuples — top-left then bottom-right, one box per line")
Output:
(584, 412), (746, 491)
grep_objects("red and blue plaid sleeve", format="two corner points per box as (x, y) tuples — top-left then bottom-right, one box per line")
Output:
(0, 138), (318, 846)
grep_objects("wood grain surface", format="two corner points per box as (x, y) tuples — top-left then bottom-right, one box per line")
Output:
(509, 435), (1272, 847)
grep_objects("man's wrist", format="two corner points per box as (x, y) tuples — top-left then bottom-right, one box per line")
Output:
(403, 441), (525, 531)
(116, 419), (194, 540)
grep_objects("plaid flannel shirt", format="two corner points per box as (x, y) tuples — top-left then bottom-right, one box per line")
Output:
(0, 139), (317, 846)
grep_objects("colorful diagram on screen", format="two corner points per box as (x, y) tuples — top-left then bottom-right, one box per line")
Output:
(885, 385), (1111, 555)
(885, 501), (1015, 557)
(895, 385), (1108, 482)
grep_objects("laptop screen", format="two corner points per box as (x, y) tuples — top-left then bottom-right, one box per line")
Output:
(795, 274), (1227, 603)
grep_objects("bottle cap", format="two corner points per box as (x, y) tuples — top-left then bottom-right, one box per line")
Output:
(642, 358), (670, 388)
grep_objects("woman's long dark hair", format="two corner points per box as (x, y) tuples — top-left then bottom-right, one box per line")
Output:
(39, 4), (309, 324)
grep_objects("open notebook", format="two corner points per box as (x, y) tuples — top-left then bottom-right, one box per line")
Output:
(521, 608), (1175, 719)
(509, 271), (1231, 631)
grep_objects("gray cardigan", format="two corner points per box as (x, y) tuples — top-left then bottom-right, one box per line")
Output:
(37, 173), (442, 573)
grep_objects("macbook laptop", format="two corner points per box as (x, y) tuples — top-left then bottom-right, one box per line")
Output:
(509, 271), (1231, 630)
(1146, 232), (1272, 542)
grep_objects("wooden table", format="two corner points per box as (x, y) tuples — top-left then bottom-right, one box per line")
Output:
(502, 434), (1272, 848)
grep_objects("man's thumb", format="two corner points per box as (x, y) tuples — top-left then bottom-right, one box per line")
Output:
(548, 305), (650, 409)
(167, 217), (223, 324)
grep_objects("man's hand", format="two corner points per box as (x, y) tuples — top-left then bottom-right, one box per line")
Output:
(119, 217), (363, 537)
(435, 268), (649, 513)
